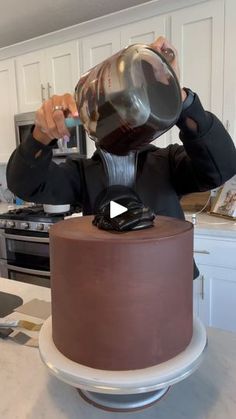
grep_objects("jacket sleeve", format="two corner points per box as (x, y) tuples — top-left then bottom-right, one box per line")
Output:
(168, 92), (236, 195)
(6, 135), (82, 205)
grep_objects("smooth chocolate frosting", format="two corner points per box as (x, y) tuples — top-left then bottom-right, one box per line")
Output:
(50, 215), (193, 371)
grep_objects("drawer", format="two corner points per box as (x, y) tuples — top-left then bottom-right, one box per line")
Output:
(194, 236), (236, 269)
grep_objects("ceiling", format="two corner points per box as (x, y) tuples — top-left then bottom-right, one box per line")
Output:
(0, 0), (153, 49)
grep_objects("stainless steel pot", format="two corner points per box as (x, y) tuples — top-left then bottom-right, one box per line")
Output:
(43, 204), (70, 214)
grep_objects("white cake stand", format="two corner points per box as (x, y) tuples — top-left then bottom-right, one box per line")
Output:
(39, 316), (207, 412)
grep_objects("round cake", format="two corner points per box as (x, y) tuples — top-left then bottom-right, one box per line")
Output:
(50, 215), (193, 371)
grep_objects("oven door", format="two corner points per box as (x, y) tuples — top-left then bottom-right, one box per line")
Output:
(0, 261), (50, 288)
(0, 230), (50, 288)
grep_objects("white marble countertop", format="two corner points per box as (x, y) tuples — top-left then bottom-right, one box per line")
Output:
(0, 277), (236, 419)
(185, 212), (236, 238)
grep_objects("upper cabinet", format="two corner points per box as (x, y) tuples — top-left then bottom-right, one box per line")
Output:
(0, 59), (18, 163)
(120, 15), (167, 46)
(120, 15), (170, 150)
(16, 41), (80, 113)
(16, 50), (45, 112)
(223, 0), (236, 141)
(81, 29), (121, 156)
(171, 0), (224, 120)
(46, 42), (80, 98)
(1, 0), (235, 160)
(169, 0), (225, 145)
(81, 29), (121, 72)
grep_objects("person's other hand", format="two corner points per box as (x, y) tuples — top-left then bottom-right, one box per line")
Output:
(33, 93), (79, 145)
(150, 36), (187, 101)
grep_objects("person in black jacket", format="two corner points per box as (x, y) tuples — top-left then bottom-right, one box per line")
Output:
(7, 36), (236, 223)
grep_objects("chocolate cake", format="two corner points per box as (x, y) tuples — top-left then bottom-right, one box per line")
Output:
(50, 215), (193, 371)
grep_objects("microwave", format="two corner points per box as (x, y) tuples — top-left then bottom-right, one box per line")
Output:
(14, 112), (87, 158)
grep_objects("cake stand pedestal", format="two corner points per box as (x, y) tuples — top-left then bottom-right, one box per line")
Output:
(39, 317), (207, 412)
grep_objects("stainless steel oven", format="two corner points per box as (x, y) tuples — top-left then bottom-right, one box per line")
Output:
(14, 111), (87, 158)
(0, 228), (50, 288)
(0, 205), (81, 288)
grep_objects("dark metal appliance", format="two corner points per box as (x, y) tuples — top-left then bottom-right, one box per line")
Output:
(0, 205), (81, 288)
(14, 112), (87, 158)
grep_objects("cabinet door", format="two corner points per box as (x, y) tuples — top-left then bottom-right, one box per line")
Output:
(16, 50), (46, 112)
(121, 16), (170, 149)
(81, 30), (121, 157)
(81, 29), (121, 72)
(46, 41), (80, 97)
(0, 59), (18, 162)
(120, 15), (167, 46)
(194, 233), (236, 332)
(170, 0), (224, 144)
(197, 264), (236, 333)
(224, 0), (236, 143)
(193, 275), (201, 317)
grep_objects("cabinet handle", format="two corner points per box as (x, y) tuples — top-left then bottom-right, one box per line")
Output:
(47, 82), (52, 98)
(194, 250), (210, 254)
(201, 275), (205, 300)
(41, 84), (46, 102)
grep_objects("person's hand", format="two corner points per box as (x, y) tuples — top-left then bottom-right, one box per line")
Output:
(33, 93), (79, 145)
(149, 36), (187, 101)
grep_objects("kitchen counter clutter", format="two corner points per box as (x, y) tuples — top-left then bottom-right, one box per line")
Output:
(0, 202), (29, 213)
(185, 211), (236, 238)
(0, 277), (236, 419)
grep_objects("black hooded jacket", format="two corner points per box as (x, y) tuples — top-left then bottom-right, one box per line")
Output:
(6, 92), (236, 278)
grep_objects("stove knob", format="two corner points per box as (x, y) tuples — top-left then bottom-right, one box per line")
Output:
(6, 221), (15, 228)
(0, 220), (7, 228)
(36, 223), (44, 231)
(45, 223), (52, 231)
(21, 222), (29, 230)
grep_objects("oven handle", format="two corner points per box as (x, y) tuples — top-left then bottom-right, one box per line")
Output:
(6, 264), (50, 277)
(4, 233), (49, 243)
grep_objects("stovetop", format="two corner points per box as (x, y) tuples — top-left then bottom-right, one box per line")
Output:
(0, 205), (82, 232)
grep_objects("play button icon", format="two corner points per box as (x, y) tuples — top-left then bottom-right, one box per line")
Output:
(110, 200), (128, 218)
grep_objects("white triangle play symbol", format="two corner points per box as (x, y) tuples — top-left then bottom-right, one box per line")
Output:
(110, 200), (128, 218)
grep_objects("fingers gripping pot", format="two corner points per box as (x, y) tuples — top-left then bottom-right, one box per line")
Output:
(75, 44), (182, 155)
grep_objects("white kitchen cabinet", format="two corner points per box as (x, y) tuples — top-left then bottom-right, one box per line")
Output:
(81, 29), (121, 157)
(81, 29), (121, 72)
(1, 0), (234, 159)
(120, 15), (170, 149)
(0, 59), (18, 162)
(16, 41), (80, 112)
(120, 15), (167, 46)
(169, 0), (225, 145)
(45, 42), (80, 98)
(80, 0), (227, 152)
(223, 0), (236, 141)
(194, 234), (236, 332)
(16, 50), (46, 113)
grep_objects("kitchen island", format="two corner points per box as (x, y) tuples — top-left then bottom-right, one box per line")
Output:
(0, 277), (236, 418)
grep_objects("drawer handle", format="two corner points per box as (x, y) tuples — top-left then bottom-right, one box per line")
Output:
(41, 84), (46, 102)
(194, 250), (210, 254)
(201, 275), (205, 300)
